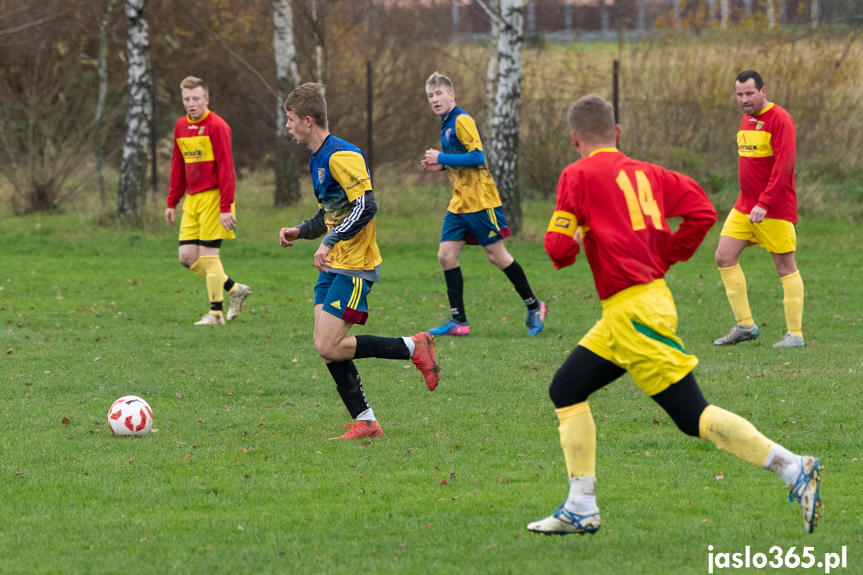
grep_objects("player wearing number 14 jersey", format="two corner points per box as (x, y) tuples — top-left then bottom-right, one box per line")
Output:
(527, 94), (823, 536)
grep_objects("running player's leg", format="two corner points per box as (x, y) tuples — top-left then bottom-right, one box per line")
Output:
(528, 334), (625, 535)
(315, 274), (440, 392)
(430, 231), (470, 335)
(478, 208), (545, 335)
(651, 374), (822, 532)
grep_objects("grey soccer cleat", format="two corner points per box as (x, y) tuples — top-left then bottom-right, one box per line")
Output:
(713, 323), (759, 345)
(773, 332), (805, 348)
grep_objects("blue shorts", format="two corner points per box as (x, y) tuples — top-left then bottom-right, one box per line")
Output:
(314, 272), (372, 325)
(440, 207), (512, 246)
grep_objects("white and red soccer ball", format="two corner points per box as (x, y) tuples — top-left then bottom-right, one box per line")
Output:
(108, 395), (153, 437)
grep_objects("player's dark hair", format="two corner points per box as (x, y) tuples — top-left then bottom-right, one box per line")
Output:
(736, 70), (764, 90)
(567, 94), (616, 144)
(285, 82), (328, 129)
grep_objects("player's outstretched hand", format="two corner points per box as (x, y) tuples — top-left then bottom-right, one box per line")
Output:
(280, 227), (300, 247)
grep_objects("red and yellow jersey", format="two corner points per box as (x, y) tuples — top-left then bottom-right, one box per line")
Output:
(736, 103), (797, 223)
(440, 108), (502, 213)
(167, 110), (236, 213)
(544, 149), (717, 300)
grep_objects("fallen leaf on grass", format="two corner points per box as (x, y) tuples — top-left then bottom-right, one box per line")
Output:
(61, 417), (70, 425)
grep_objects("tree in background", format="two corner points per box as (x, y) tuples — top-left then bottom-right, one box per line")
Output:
(117, 0), (152, 216)
(272, 0), (301, 207)
(479, 0), (524, 235)
(94, 0), (119, 208)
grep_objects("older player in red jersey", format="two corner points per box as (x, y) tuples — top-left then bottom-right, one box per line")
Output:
(714, 70), (804, 348)
(165, 76), (250, 325)
(527, 94), (822, 536)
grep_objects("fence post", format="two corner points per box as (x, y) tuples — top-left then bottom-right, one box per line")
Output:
(366, 59), (374, 177)
(151, 71), (158, 198)
(613, 59), (620, 147)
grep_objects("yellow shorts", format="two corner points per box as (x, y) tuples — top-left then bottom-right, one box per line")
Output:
(719, 208), (797, 254)
(178, 189), (236, 242)
(579, 279), (698, 396)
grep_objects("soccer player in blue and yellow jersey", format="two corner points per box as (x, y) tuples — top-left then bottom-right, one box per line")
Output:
(165, 76), (250, 325)
(714, 70), (805, 348)
(278, 83), (440, 440)
(528, 94), (822, 535)
(421, 72), (546, 336)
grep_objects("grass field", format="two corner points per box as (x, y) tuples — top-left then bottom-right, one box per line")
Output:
(1, 184), (861, 574)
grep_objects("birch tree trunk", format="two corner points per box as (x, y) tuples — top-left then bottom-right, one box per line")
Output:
(484, 0), (500, 141)
(720, 0), (729, 30)
(117, 0), (152, 216)
(273, 0), (301, 206)
(312, 0), (325, 89)
(95, 0), (118, 208)
(489, 0), (524, 235)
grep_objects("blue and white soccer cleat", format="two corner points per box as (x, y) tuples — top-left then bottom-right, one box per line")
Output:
(429, 318), (470, 336)
(788, 456), (823, 533)
(527, 505), (601, 535)
(526, 301), (547, 335)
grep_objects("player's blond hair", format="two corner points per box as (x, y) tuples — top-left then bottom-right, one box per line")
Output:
(284, 82), (328, 129)
(180, 76), (208, 96)
(567, 94), (616, 143)
(425, 71), (453, 93)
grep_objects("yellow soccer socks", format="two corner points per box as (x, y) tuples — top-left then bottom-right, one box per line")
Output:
(698, 405), (773, 467)
(194, 255), (228, 316)
(557, 402), (599, 514)
(780, 270), (804, 337)
(718, 263), (755, 326)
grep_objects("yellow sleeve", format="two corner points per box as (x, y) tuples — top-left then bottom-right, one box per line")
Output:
(454, 115), (484, 153)
(329, 151), (373, 202)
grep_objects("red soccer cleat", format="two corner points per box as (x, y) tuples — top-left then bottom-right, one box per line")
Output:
(411, 331), (440, 391)
(328, 419), (383, 440)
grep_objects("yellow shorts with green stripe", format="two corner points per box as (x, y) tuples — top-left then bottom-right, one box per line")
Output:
(719, 208), (796, 254)
(578, 279), (698, 396)
(179, 189), (236, 242)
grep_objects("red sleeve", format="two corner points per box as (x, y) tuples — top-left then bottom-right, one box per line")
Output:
(757, 112), (796, 212)
(660, 168), (717, 265)
(166, 120), (186, 208)
(543, 166), (581, 270)
(210, 117), (236, 213)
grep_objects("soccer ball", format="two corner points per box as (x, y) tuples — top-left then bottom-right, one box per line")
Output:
(108, 395), (154, 437)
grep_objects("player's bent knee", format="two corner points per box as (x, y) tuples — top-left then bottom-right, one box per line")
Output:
(650, 373), (709, 437)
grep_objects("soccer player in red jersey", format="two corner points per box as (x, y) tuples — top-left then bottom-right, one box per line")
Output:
(714, 70), (804, 348)
(165, 76), (250, 325)
(527, 94), (822, 535)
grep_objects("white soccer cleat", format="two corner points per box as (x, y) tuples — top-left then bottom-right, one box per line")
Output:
(194, 312), (225, 325)
(787, 456), (823, 533)
(226, 283), (251, 321)
(773, 332), (805, 348)
(527, 505), (601, 536)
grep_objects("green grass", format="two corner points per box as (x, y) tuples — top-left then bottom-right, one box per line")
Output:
(1, 185), (861, 574)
